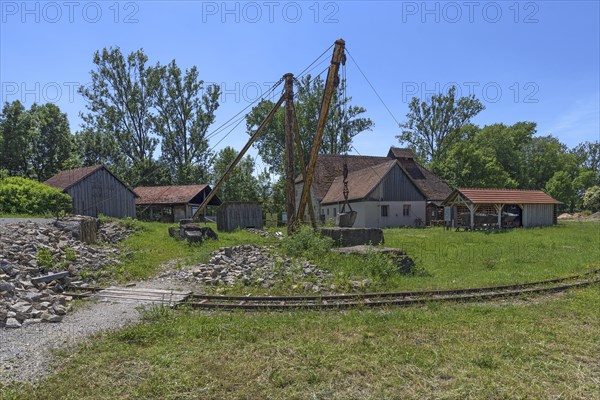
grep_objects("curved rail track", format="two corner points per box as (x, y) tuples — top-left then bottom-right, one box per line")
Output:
(66, 269), (599, 310)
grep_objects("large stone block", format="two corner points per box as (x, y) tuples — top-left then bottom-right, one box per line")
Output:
(318, 227), (384, 247)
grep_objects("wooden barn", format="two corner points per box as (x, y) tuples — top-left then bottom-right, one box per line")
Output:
(134, 185), (221, 222)
(442, 188), (562, 229)
(217, 202), (263, 232)
(45, 165), (136, 218)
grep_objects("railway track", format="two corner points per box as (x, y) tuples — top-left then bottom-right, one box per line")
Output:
(65, 269), (600, 310)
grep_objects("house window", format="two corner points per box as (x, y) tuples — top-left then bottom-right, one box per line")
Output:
(403, 204), (410, 216)
(381, 205), (389, 217)
(327, 208), (330, 216)
(333, 208), (337, 217)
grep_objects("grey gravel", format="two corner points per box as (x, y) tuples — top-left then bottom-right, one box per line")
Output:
(0, 298), (139, 383)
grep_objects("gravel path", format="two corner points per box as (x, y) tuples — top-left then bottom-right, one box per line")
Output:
(0, 218), (53, 226)
(0, 279), (193, 384)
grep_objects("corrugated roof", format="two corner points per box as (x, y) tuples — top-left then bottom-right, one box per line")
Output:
(452, 188), (562, 204)
(321, 160), (397, 204)
(134, 185), (219, 205)
(44, 165), (104, 191)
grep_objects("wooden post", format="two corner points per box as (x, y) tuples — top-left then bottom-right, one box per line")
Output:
(292, 103), (317, 229)
(284, 73), (296, 234)
(296, 38), (346, 225)
(191, 93), (286, 220)
(497, 204), (504, 228)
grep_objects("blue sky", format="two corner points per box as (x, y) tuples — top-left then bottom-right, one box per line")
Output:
(1, 0), (599, 170)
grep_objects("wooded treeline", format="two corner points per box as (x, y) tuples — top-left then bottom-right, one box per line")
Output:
(0, 48), (598, 213)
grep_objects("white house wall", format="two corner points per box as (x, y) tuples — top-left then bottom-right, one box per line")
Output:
(322, 201), (425, 228)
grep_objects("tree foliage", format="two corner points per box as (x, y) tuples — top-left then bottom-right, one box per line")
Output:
(582, 186), (600, 212)
(211, 147), (259, 202)
(79, 47), (220, 187)
(0, 101), (77, 181)
(154, 60), (220, 184)
(246, 75), (373, 175)
(398, 86), (485, 166)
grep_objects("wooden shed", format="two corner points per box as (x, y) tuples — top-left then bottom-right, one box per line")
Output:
(45, 165), (136, 218)
(442, 188), (562, 229)
(134, 185), (221, 222)
(217, 202), (263, 232)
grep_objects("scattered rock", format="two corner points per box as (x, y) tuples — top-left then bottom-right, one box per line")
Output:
(0, 220), (123, 329)
(160, 245), (331, 292)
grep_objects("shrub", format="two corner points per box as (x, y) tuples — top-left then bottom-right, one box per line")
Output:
(583, 186), (600, 212)
(0, 176), (72, 215)
(282, 225), (333, 258)
(37, 247), (54, 271)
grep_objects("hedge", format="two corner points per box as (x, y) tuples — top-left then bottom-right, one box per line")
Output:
(0, 176), (72, 215)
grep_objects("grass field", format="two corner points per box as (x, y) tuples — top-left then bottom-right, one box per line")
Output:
(1, 220), (598, 399)
(2, 287), (598, 399)
(110, 220), (599, 294)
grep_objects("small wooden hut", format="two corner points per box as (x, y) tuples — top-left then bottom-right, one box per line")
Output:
(217, 202), (263, 232)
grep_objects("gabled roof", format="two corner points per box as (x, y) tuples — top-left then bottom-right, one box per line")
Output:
(45, 165), (138, 197)
(134, 185), (221, 206)
(399, 159), (452, 201)
(444, 188), (562, 205)
(295, 154), (390, 201)
(387, 147), (415, 159)
(321, 160), (399, 204)
(45, 165), (104, 191)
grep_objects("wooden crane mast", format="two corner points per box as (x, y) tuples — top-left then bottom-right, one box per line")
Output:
(191, 39), (346, 234)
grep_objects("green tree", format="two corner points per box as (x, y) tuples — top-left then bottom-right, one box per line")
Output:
(211, 147), (259, 202)
(154, 60), (220, 184)
(246, 75), (373, 175)
(398, 86), (485, 167)
(522, 136), (574, 189)
(545, 171), (576, 212)
(28, 103), (77, 181)
(79, 47), (160, 176)
(439, 138), (516, 189)
(0, 101), (32, 177)
(572, 141), (600, 182)
(582, 185), (600, 212)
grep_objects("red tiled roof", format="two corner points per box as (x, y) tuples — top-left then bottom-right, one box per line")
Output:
(44, 165), (104, 190)
(134, 185), (217, 205)
(321, 160), (398, 204)
(454, 188), (562, 204)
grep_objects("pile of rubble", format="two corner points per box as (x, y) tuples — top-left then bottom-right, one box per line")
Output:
(162, 245), (331, 291)
(0, 221), (122, 328)
(246, 228), (284, 239)
(98, 221), (134, 243)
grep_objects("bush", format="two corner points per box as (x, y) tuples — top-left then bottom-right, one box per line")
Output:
(0, 176), (72, 215)
(282, 225), (333, 258)
(583, 186), (600, 212)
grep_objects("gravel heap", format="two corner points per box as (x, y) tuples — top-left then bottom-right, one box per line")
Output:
(162, 245), (331, 291)
(0, 221), (122, 329)
(245, 228), (284, 239)
(98, 221), (134, 243)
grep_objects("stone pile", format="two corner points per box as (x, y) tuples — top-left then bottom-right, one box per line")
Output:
(162, 245), (331, 291)
(0, 221), (122, 328)
(98, 221), (133, 243)
(245, 228), (284, 239)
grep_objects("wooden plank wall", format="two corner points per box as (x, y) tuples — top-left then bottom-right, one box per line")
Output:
(67, 169), (136, 218)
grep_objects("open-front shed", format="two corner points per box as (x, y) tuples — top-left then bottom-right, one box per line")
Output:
(442, 188), (562, 229)
(134, 185), (221, 222)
